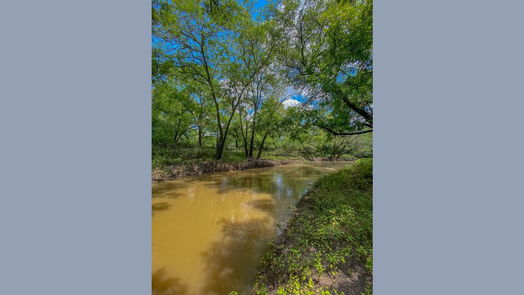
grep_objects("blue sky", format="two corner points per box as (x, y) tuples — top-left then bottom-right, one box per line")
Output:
(153, 0), (275, 48)
(153, 0), (316, 109)
(251, 0), (273, 20)
(254, 0), (270, 10)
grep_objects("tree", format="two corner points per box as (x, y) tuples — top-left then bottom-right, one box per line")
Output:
(153, 0), (276, 159)
(273, 0), (373, 136)
(151, 0), (373, 165)
(152, 82), (194, 147)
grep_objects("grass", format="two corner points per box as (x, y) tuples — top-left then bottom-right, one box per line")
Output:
(254, 159), (373, 295)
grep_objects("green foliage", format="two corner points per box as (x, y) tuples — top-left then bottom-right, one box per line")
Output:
(272, 0), (373, 134)
(255, 159), (373, 294)
(152, 2), (374, 293)
(152, 0), (373, 166)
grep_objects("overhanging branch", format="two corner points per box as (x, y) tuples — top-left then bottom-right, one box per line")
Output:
(314, 124), (373, 136)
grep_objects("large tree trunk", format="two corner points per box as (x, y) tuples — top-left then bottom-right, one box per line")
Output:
(216, 116), (236, 160)
(215, 138), (224, 160)
(198, 125), (203, 147)
(256, 132), (269, 159)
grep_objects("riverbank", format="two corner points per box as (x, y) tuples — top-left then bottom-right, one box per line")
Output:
(152, 158), (294, 182)
(254, 158), (373, 295)
(152, 146), (361, 182)
(152, 158), (356, 182)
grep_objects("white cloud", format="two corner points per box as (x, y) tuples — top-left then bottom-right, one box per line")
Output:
(282, 98), (300, 109)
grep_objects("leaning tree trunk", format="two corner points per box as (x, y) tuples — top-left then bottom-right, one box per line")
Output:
(256, 132), (269, 159)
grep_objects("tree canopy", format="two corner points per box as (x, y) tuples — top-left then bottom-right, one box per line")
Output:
(152, 0), (373, 162)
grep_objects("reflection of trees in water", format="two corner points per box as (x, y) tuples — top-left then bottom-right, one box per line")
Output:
(152, 164), (344, 200)
(205, 166), (335, 230)
(152, 268), (188, 295)
(212, 166), (328, 198)
(152, 202), (171, 216)
(152, 178), (205, 199)
(246, 198), (276, 215)
(153, 181), (190, 199)
(201, 217), (274, 295)
(151, 164), (349, 295)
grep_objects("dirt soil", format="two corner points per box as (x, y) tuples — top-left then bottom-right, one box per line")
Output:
(152, 159), (294, 182)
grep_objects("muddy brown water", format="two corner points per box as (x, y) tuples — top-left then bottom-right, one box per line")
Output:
(152, 162), (352, 295)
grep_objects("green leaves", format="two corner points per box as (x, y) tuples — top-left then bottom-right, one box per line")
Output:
(271, 0), (373, 133)
(152, 0), (373, 160)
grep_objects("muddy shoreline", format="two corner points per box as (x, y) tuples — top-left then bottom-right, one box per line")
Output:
(152, 159), (291, 182)
(152, 158), (354, 182)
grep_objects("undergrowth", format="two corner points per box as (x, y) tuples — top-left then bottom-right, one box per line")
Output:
(152, 147), (357, 169)
(254, 159), (373, 295)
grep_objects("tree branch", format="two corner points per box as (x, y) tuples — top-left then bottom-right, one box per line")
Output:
(314, 124), (373, 136)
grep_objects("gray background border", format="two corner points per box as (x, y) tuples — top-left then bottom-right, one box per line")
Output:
(0, 1), (151, 294)
(374, 0), (524, 293)
(1, 0), (523, 294)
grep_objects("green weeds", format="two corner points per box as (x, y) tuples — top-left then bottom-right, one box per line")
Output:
(255, 159), (373, 295)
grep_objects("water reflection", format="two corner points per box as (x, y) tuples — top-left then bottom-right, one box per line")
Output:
(152, 268), (188, 295)
(152, 162), (352, 295)
(152, 202), (171, 216)
(201, 217), (274, 295)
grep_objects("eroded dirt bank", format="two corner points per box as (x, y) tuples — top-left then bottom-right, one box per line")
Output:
(152, 159), (293, 182)
(152, 158), (356, 182)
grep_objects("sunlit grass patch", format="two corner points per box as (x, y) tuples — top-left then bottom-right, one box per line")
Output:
(255, 159), (372, 295)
